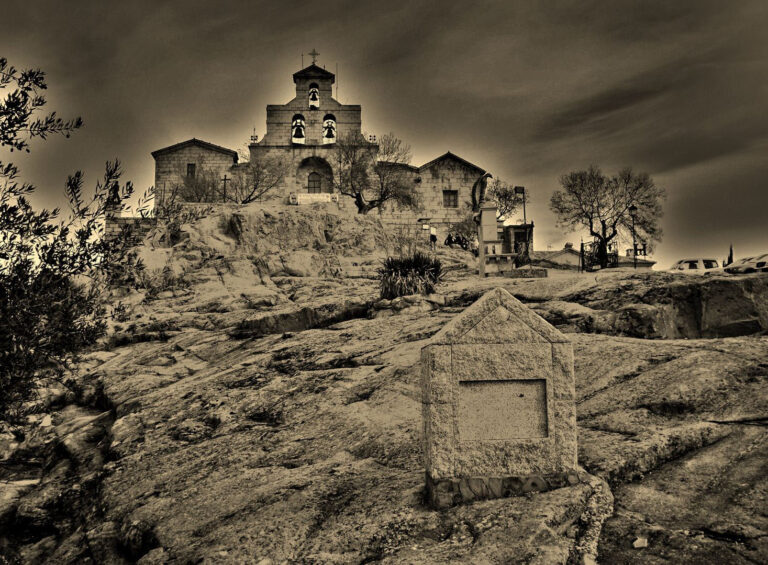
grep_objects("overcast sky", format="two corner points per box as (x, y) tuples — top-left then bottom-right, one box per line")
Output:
(3, 0), (767, 267)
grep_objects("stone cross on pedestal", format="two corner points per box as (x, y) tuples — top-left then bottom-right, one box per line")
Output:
(477, 204), (498, 277)
(221, 174), (230, 202)
(421, 287), (579, 508)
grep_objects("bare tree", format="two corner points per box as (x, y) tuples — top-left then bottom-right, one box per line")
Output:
(228, 156), (288, 204)
(328, 131), (418, 214)
(550, 166), (665, 268)
(175, 160), (220, 203)
(174, 155), (287, 205)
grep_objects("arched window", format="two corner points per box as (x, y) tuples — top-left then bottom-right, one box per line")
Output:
(308, 172), (322, 193)
(291, 114), (306, 144)
(308, 83), (320, 108)
(322, 114), (336, 145)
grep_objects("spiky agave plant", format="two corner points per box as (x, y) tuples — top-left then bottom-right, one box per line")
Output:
(378, 252), (443, 299)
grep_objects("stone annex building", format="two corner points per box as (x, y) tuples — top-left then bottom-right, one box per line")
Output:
(150, 60), (487, 232)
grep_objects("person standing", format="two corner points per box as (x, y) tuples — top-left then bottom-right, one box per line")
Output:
(429, 225), (437, 251)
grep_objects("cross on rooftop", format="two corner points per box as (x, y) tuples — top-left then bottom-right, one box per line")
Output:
(309, 49), (319, 64)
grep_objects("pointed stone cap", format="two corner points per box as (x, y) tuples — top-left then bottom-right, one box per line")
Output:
(427, 287), (569, 345)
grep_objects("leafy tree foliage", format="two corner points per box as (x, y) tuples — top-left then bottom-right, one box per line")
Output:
(0, 57), (133, 418)
(550, 166), (665, 268)
(449, 177), (521, 246)
(486, 178), (524, 221)
(0, 58), (82, 151)
(450, 212), (479, 242)
(328, 132), (419, 214)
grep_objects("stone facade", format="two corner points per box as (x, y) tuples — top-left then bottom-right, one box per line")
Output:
(378, 152), (484, 233)
(421, 287), (578, 508)
(152, 140), (239, 207)
(148, 63), (488, 237)
(257, 64), (361, 147)
(104, 214), (156, 243)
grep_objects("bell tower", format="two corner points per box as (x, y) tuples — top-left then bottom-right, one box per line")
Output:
(293, 50), (335, 108)
(255, 52), (361, 147)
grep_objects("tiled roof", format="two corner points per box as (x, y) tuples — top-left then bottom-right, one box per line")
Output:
(418, 152), (485, 174)
(378, 161), (419, 171)
(151, 138), (238, 161)
(293, 64), (335, 83)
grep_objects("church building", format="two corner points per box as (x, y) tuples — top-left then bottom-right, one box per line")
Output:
(151, 56), (487, 233)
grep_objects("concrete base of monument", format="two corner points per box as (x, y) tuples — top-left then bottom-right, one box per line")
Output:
(426, 470), (584, 509)
(503, 267), (548, 278)
(477, 267), (548, 278)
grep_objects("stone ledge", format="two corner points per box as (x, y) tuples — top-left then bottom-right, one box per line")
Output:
(481, 267), (548, 279)
(426, 470), (582, 509)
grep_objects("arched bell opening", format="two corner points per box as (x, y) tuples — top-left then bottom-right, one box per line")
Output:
(291, 114), (306, 144)
(308, 83), (320, 109)
(322, 114), (336, 145)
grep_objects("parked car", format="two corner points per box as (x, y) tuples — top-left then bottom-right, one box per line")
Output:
(724, 253), (768, 274)
(668, 258), (720, 274)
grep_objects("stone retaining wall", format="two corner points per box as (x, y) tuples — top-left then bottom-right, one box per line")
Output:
(104, 215), (156, 244)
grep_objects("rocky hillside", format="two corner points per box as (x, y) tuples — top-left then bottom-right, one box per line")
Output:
(1, 205), (767, 564)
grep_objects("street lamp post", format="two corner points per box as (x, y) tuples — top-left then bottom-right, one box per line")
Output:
(628, 204), (638, 270)
(514, 186), (526, 224)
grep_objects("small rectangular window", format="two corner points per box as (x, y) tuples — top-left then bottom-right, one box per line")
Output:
(186, 163), (196, 178)
(703, 260), (718, 269)
(443, 190), (458, 208)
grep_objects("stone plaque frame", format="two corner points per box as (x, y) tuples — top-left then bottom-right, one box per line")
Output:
(421, 288), (578, 507)
(456, 376), (549, 441)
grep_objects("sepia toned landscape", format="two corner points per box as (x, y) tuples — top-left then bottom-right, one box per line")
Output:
(2, 2), (768, 563)
(2, 204), (767, 563)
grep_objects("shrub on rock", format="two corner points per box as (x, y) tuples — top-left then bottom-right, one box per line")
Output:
(378, 252), (442, 299)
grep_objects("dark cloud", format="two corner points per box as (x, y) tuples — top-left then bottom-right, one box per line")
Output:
(2, 0), (767, 267)
(535, 81), (671, 143)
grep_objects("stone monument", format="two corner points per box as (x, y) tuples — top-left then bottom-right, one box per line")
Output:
(421, 287), (578, 508)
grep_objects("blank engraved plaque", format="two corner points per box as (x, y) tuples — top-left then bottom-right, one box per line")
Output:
(457, 379), (548, 440)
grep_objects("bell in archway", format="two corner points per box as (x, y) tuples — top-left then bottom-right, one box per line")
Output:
(308, 87), (320, 108)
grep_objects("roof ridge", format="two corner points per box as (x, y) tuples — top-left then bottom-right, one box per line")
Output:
(418, 151), (485, 174)
(151, 138), (238, 161)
